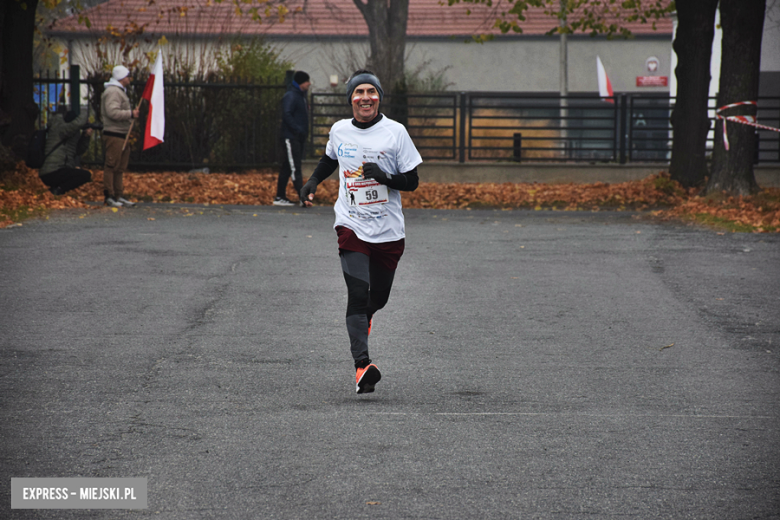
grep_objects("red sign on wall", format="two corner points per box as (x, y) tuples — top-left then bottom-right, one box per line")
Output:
(636, 76), (668, 87)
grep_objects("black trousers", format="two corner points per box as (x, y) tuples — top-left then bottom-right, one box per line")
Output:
(40, 167), (92, 194)
(277, 138), (304, 200)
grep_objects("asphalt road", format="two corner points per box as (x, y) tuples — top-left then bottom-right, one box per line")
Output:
(1, 203), (778, 519)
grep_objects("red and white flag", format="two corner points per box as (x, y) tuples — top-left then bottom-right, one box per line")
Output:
(597, 55), (614, 104)
(141, 52), (164, 150)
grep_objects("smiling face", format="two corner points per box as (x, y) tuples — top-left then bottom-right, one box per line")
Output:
(351, 83), (380, 122)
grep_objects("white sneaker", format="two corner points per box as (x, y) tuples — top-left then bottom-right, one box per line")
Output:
(105, 197), (123, 208)
(117, 197), (136, 207)
(273, 197), (294, 206)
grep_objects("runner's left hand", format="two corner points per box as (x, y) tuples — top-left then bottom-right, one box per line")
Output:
(362, 162), (389, 185)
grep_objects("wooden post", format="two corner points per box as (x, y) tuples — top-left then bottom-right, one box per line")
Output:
(122, 98), (144, 151)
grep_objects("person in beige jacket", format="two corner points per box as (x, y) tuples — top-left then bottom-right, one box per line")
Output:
(100, 65), (139, 207)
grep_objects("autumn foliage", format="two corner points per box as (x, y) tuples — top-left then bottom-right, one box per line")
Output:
(2, 162), (779, 232)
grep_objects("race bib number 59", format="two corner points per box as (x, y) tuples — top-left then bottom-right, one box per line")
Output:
(346, 178), (389, 206)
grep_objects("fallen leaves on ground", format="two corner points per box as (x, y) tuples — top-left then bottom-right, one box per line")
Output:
(656, 193), (780, 233)
(1, 162), (779, 232)
(404, 175), (689, 211)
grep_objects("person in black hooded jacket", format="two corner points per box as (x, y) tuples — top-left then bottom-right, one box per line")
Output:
(39, 107), (93, 195)
(275, 70), (310, 206)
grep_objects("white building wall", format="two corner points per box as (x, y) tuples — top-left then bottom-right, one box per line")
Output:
(272, 37), (673, 94)
(58, 33), (680, 95)
(761, 0), (780, 73)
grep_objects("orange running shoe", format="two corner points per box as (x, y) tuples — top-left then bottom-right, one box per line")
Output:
(367, 316), (373, 336)
(356, 363), (381, 394)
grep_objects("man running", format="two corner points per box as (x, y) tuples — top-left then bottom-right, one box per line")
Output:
(300, 69), (422, 394)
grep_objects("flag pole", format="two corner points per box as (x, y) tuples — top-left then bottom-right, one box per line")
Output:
(122, 98), (145, 151)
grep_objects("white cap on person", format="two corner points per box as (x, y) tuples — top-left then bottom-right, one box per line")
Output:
(112, 65), (130, 81)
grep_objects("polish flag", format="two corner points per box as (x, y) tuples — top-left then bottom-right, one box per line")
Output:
(597, 56), (614, 104)
(141, 52), (164, 150)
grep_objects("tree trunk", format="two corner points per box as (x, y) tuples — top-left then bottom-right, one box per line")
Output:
(706, 0), (766, 196)
(668, 0), (719, 189)
(352, 0), (409, 123)
(0, 0), (40, 162)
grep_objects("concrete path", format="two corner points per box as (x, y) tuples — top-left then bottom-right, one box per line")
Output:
(1, 204), (778, 519)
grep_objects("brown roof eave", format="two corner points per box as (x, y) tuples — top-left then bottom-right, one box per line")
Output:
(406, 32), (671, 41)
(46, 30), (671, 41)
(45, 30), (368, 40)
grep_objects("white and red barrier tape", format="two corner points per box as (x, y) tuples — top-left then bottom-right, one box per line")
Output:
(716, 100), (780, 151)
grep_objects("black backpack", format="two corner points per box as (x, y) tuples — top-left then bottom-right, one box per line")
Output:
(25, 128), (67, 169)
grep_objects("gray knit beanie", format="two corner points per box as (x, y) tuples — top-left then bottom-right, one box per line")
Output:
(346, 71), (384, 105)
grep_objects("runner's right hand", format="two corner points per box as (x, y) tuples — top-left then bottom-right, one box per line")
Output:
(300, 178), (318, 207)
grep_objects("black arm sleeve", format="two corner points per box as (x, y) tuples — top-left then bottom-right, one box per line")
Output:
(310, 155), (338, 183)
(384, 166), (419, 192)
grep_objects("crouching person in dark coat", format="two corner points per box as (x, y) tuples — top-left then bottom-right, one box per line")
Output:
(39, 108), (94, 195)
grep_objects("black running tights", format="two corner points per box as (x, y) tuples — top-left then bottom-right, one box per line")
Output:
(340, 250), (396, 367)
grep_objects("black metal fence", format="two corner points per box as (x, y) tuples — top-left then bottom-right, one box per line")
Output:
(34, 70), (286, 171)
(310, 92), (459, 161)
(311, 91), (780, 164)
(34, 71), (780, 170)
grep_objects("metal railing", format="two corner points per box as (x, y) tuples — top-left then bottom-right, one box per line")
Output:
(34, 70), (780, 170)
(34, 70), (286, 170)
(310, 92), (459, 160)
(312, 92), (779, 164)
(464, 93), (620, 162)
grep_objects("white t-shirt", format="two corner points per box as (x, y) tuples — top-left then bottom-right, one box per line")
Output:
(325, 116), (423, 243)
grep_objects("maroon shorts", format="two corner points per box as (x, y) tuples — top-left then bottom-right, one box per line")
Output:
(336, 226), (405, 272)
